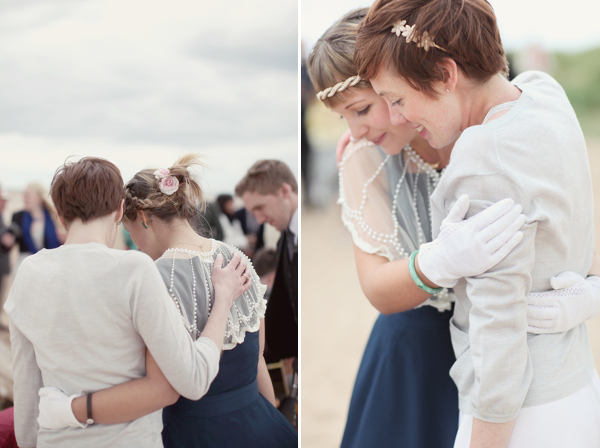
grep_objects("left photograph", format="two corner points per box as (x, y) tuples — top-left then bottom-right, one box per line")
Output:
(0, 1), (298, 447)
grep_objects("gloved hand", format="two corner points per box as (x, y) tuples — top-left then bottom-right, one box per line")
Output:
(38, 387), (86, 430)
(527, 271), (600, 334)
(418, 195), (526, 288)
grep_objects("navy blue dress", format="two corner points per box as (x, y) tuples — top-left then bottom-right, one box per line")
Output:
(340, 305), (458, 448)
(338, 144), (459, 447)
(162, 331), (297, 448)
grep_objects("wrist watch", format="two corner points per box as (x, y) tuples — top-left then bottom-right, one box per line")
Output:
(86, 393), (95, 425)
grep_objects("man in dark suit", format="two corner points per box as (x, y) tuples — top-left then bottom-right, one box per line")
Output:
(235, 160), (298, 362)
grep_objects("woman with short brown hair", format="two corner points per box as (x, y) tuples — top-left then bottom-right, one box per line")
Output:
(355, 0), (600, 446)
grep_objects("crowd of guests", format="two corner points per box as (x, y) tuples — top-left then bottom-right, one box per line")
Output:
(0, 183), (65, 324)
(0, 158), (298, 447)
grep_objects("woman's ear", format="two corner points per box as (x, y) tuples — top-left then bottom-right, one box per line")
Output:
(56, 212), (68, 230)
(437, 57), (458, 93)
(115, 199), (124, 223)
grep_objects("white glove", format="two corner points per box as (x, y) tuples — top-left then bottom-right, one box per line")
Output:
(38, 387), (86, 430)
(418, 195), (526, 288)
(527, 271), (600, 334)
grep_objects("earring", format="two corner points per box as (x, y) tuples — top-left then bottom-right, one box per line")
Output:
(446, 88), (450, 93)
(142, 222), (148, 229)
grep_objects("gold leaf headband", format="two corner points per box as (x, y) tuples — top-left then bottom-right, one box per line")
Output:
(391, 19), (448, 52)
(316, 75), (362, 101)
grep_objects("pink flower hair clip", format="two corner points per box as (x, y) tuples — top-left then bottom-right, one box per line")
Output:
(153, 168), (179, 195)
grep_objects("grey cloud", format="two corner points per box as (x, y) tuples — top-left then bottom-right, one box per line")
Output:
(185, 6), (298, 73)
(0, 0), (297, 149)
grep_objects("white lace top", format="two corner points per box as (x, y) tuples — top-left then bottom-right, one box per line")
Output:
(156, 240), (267, 350)
(338, 139), (454, 312)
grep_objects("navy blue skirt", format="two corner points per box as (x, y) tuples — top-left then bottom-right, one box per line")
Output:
(161, 331), (297, 448)
(340, 305), (458, 448)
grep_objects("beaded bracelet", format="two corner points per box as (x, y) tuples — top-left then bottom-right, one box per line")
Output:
(409, 250), (443, 295)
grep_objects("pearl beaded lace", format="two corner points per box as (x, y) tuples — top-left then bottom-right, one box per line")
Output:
(158, 240), (267, 349)
(338, 139), (453, 311)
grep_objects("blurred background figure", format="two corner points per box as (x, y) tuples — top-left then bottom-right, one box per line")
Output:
(8, 183), (64, 269)
(0, 186), (12, 330)
(236, 160), (298, 362)
(236, 160), (298, 427)
(301, 40), (316, 207)
(253, 248), (277, 300)
(234, 206), (265, 258)
(253, 238), (297, 428)
(201, 201), (225, 242)
(0, 406), (16, 448)
(214, 194), (250, 252)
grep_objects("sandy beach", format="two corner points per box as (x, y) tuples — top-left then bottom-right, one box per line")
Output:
(301, 140), (600, 448)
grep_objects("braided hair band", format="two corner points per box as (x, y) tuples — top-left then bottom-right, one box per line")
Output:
(316, 75), (362, 101)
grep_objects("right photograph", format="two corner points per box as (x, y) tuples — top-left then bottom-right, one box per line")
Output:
(300, 0), (600, 447)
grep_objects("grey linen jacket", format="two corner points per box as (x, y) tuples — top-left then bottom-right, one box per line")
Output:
(430, 71), (596, 423)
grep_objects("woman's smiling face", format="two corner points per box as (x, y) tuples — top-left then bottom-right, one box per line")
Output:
(330, 86), (416, 154)
(370, 66), (462, 150)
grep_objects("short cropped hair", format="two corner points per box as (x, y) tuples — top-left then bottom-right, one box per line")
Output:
(235, 160), (298, 197)
(355, 0), (508, 98)
(50, 157), (125, 225)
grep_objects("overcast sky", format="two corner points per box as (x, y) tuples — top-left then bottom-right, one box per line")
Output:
(302, 0), (600, 54)
(0, 0), (298, 199)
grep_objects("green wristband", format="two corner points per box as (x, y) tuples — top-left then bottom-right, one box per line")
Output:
(409, 250), (443, 295)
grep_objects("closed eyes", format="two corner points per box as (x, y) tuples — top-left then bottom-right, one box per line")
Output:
(356, 105), (371, 117)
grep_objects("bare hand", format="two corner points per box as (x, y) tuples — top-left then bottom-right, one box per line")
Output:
(336, 129), (353, 167)
(211, 253), (252, 308)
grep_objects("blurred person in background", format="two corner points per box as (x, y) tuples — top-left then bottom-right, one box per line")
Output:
(252, 246), (297, 426)
(200, 200), (224, 242)
(301, 40), (316, 206)
(0, 185), (13, 329)
(253, 248), (277, 301)
(36, 155), (297, 448)
(0, 406), (17, 448)
(215, 194), (250, 252)
(235, 206), (265, 258)
(236, 160), (298, 364)
(7, 157), (248, 447)
(307, 7), (600, 448)
(9, 182), (64, 269)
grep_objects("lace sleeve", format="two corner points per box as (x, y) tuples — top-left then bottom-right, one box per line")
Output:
(156, 242), (267, 351)
(338, 139), (454, 312)
(213, 243), (267, 350)
(338, 139), (413, 261)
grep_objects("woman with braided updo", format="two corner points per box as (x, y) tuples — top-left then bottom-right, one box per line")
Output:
(37, 155), (298, 447)
(307, 6), (600, 448)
